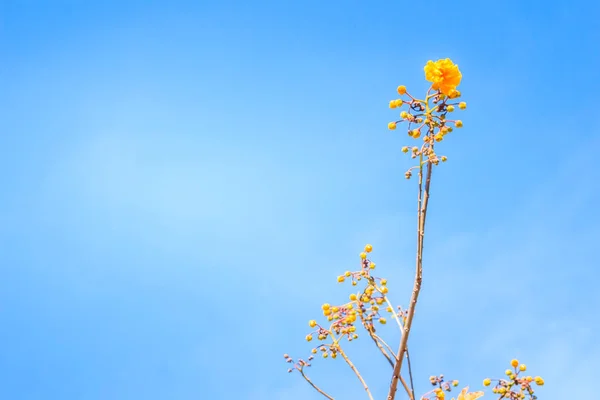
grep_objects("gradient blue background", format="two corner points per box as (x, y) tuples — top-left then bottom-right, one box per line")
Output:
(1, 1), (598, 399)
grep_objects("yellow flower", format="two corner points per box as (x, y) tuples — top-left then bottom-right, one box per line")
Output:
(455, 387), (484, 400)
(424, 58), (462, 96)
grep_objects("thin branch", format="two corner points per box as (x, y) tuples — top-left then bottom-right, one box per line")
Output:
(405, 348), (416, 400)
(299, 369), (335, 400)
(387, 157), (434, 400)
(338, 348), (375, 400)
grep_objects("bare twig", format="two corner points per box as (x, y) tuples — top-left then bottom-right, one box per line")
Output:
(387, 156), (433, 400)
(406, 348), (416, 400)
(299, 369), (335, 400)
(338, 348), (375, 400)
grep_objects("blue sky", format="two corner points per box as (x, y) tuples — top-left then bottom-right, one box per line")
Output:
(1, 0), (599, 399)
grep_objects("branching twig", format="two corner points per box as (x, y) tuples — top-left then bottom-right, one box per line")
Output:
(338, 348), (375, 400)
(299, 369), (335, 400)
(387, 156), (433, 400)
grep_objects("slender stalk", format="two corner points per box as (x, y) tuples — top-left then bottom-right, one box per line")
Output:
(387, 159), (433, 400)
(300, 370), (335, 400)
(338, 348), (375, 400)
(405, 348), (416, 400)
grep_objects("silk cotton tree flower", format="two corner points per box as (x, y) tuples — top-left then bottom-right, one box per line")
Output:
(284, 59), (545, 400)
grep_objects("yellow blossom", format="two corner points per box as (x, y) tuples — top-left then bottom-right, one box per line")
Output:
(455, 387), (484, 400)
(424, 58), (462, 96)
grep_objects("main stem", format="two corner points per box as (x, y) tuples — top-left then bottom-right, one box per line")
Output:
(387, 159), (433, 400)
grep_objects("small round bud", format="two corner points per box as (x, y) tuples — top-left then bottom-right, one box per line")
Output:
(306, 334), (313, 342)
(364, 244), (373, 253)
(401, 146), (409, 153)
(359, 252), (367, 260)
(369, 262), (376, 269)
(441, 156), (448, 162)
(446, 105), (455, 112)
(483, 378), (491, 386)
(309, 320), (317, 328)
(400, 111), (409, 119)
(388, 122), (397, 130)
(459, 102), (466, 110)
(519, 364), (526, 371)
(511, 359), (519, 368)
(379, 317), (387, 324)
(455, 120), (463, 128)
(337, 275), (345, 283)
(389, 100), (397, 109)
(397, 85), (407, 95)
(349, 293), (357, 301)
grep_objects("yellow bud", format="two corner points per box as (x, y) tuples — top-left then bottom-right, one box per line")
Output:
(309, 320), (317, 328)
(455, 120), (463, 128)
(351, 281), (357, 286)
(380, 279), (387, 285)
(380, 286), (389, 294)
(369, 262), (376, 269)
(321, 303), (330, 310)
(411, 129), (421, 138)
(389, 100), (397, 109)
(459, 102), (466, 110)
(311, 348), (317, 354)
(483, 378), (491, 386)
(400, 111), (409, 119)
(306, 334), (313, 342)
(337, 275), (345, 283)
(322, 352), (328, 358)
(511, 359), (519, 368)
(397, 85), (407, 95)
(519, 364), (526, 371)
(364, 244), (373, 253)
(434, 133), (443, 142)
(401, 146), (409, 153)
(505, 369), (512, 376)
(441, 156), (447, 162)
(379, 317), (387, 324)
(452, 380), (458, 387)
(359, 252), (367, 260)
(394, 99), (403, 107)
(349, 293), (357, 301)
(446, 105), (455, 112)
(388, 122), (397, 130)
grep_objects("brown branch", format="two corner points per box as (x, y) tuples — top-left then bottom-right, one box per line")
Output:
(299, 369), (335, 400)
(338, 348), (375, 400)
(387, 159), (433, 400)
